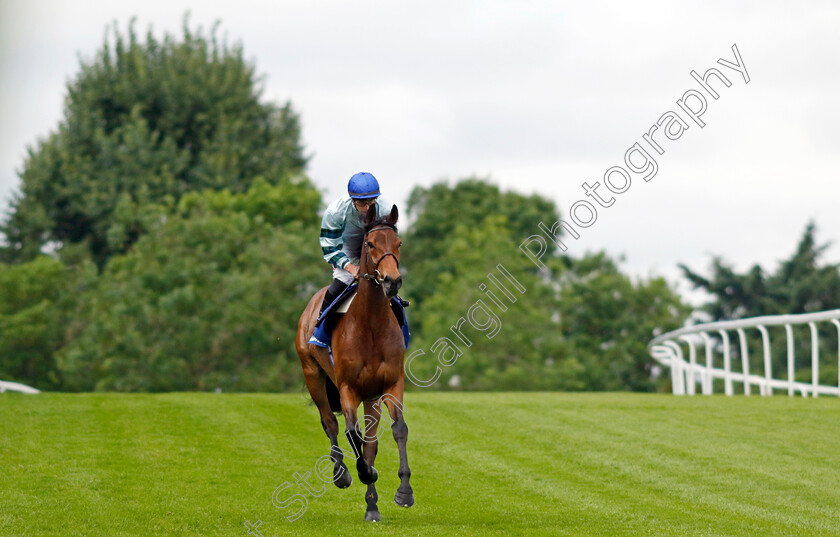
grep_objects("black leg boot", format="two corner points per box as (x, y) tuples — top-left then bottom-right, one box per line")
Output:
(319, 279), (349, 319)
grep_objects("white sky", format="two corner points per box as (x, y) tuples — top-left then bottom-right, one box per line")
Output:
(1, 0), (839, 302)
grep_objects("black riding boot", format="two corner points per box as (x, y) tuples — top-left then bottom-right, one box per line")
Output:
(319, 279), (349, 319)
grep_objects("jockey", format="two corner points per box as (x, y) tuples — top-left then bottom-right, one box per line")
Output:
(318, 172), (406, 317)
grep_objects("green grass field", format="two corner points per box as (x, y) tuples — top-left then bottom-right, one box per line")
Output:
(1, 392), (839, 537)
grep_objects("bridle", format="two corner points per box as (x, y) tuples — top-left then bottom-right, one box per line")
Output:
(360, 226), (400, 286)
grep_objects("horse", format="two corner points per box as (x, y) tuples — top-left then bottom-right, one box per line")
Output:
(295, 203), (414, 522)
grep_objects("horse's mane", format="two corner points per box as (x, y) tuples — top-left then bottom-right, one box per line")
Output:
(364, 216), (398, 234)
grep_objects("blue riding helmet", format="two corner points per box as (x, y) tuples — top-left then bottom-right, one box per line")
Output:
(348, 172), (381, 199)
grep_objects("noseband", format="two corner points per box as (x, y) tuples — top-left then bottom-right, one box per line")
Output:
(360, 226), (399, 286)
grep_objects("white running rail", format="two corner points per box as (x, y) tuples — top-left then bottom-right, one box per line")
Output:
(0, 380), (40, 394)
(649, 309), (840, 397)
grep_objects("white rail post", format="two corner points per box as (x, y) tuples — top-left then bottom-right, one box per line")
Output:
(737, 328), (750, 395)
(664, 341), (686, 395)
(718, 330), (733, 396)
(785, 324), (795, 397)
(757, 325), (772, 396)
(809, 322), (819, 398)
(833, 319), (840, 398)
(679, 335), (698, 395)
(700, 332), (714, 395)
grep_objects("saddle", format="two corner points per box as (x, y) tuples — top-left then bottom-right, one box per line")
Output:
(308, 284), (410, 363)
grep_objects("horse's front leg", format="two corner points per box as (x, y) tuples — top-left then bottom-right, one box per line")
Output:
(339, 386), (378, 486)
(324, 417), (352, 489)
(361, 400), (382, 521)
(384, 384), (414, 507)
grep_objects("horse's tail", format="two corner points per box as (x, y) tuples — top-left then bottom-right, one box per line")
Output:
(325, 377), (342, 413)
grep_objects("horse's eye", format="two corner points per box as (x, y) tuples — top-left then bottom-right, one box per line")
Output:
(367, 241), (375, 248)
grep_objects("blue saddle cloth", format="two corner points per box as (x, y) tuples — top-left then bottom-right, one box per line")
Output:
(308, 284), (410, 364)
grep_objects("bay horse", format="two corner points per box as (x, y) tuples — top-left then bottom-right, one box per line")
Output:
(295, 203), (414, 522)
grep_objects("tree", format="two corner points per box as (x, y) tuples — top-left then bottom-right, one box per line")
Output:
(402, 178), (560, 315)
(55, 179), (323, 392)
(402, 178), (689, 391)
(556, 252), (690, 391)
(1, 17), (309, 268)
(680, 222), (840, 320)
(0, 256), (76, 389)
(406, 215), (573, 391)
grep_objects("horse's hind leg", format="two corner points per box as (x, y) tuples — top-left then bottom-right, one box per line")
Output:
(300, 360), (351, 488)
(384, 386), (414, 507)
(361, 400), (382, 522)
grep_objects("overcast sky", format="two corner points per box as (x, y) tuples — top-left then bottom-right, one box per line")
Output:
(1, 1), (839, 302)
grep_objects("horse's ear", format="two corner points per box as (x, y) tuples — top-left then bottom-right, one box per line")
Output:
(364, 203), (378, 225)
(386, 204), (399, 226)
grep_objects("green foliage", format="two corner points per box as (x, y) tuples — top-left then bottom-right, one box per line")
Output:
(55, 181), (323, 392)
(0, 16), (323, 393)
(403, 179), (689, 392)
(407, 215), (570, 391)
(1, 171), (689, 392)
(176, 176), (320, 228)
(555, 252), (690, 391)
(402, 178), (559, 313)
(680, 222), (840, 320)
(0, 256), (68, 388)
(1, 16), (308, 268)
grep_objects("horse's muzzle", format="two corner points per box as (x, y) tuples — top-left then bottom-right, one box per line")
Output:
(382, 275), (402, 298)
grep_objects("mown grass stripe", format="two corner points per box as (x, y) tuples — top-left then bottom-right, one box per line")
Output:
(1, 393), (839, 537)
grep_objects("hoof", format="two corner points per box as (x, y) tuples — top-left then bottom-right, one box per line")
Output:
(334, 465), (352, 488)
(364, 510), (381, 522)
(394, 488), (415, 507)
(360, 466), (378, 485)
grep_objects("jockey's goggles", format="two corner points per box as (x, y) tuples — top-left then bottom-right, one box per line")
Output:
(352, 197), (378, 207)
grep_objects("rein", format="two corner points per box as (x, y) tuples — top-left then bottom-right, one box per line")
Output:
(360, 226), (399, 286)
